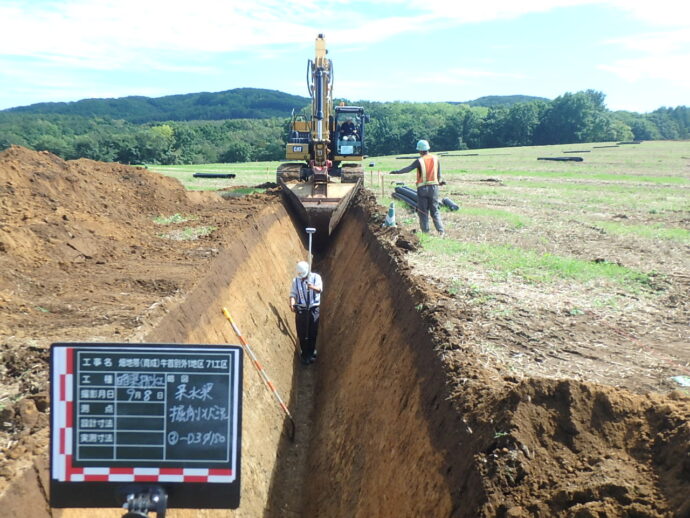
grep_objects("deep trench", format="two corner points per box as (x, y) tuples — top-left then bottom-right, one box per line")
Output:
(147, 194), (473, 517)
(136, 193), (688, 518)
(265, 197), (476, 518)
(11, 192), (688, 518)
(28, 195), (473, 518)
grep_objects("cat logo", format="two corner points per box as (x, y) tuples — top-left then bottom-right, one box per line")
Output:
(292, 145), (303, 152)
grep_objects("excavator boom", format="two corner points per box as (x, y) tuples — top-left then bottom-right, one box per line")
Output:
(278, 34), (367, 249)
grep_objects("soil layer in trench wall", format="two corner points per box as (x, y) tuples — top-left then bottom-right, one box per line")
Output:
(303, 195), (484, 517)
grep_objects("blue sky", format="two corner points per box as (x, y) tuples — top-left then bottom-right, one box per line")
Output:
(0, 0), (688, 113)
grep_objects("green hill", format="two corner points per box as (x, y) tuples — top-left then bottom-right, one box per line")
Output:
(2, 87), (688, 166)
(3, 88), (311, 123)
(3, 90), (550, 123)
(460, 95), (550, 107)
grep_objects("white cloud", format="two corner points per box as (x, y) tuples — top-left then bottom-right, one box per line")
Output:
(0, 0), (421, 65)
(412, 67), (526, 86)
(608, 0), (690, 28)
(2, 0), (688, 69)
(406, 0), (594, 23)
(439, 0), (690, 27)
(2, 0), (689, 109)
(599, 15), (690, 85)
(605, 30), (690, 54)
(599, 54), (690, 85)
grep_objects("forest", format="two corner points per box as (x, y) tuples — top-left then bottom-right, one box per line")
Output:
(0, 88), (688, 165)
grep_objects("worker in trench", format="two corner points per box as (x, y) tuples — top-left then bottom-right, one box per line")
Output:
(390, 139), (446, 237)
(289, 261), (323, 365)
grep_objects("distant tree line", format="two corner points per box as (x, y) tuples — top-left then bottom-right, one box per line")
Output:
(0, 115), (288, 164)
(4, 88), (310, 124)
(361, 90), (689, 155)
(0, 89), (688, 165)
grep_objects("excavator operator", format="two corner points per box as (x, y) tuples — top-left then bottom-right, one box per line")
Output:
(340, 117), (358, 141)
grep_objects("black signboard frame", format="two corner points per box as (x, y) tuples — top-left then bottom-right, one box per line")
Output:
(49, 343), (242, 510)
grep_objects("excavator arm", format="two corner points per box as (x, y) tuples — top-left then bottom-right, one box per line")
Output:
(277, 34), (366, 250)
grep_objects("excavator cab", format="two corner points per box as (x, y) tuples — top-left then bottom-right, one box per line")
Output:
(334, 107), (365, 159)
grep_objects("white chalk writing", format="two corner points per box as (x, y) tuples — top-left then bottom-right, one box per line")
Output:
(174, 383), (214, 401)
(168, 404), (229, 423)
(167, 430), (226, 446)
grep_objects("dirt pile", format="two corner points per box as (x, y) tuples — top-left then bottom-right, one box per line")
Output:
(0, 145), (189, 266)
(0, 146), (272, 499)
(474, 379), (690, 516)
(0, 146), (265, 338)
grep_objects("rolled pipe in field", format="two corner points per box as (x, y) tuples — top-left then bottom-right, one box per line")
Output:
(193, 173), (237, 178)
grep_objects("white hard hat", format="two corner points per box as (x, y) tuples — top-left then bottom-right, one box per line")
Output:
(296, 261), (309, 278)
(416, 139), (430, 151)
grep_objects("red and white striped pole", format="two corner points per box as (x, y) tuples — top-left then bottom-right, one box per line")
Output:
(222, 307), (295, 440)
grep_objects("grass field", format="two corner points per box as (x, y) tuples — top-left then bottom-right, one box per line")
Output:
(152, 140), (690, 393)
(150, 139), (689, 292)
(150, 162), (280, 190)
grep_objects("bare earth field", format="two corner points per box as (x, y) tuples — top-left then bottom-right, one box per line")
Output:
(0, 146), (270, 501)
(0, 142), (688, 517)
(375, 141), (690, 395)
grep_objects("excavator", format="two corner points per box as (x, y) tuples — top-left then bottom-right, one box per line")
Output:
(277, 34), (368, 249)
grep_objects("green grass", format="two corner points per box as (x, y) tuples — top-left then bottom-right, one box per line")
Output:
(419, 234), (652, 290)
(223, 187), (267, 196)
(158, 226), (217, 240)
(453, 185), (503, 197)
(591, 221), (690, 243)
(591, 296), (621, 310)
(459, 169), (688, 184)
(514, 189), (686, 213)
(147, 142), (688, 299)
(503, 179), (675, 192)
(153, 213), (193, 225)
(149, 162), (279, 190)
(459, 207), (529, 228)
(366, 141), (690, 178)
(461, 179), (688, 213)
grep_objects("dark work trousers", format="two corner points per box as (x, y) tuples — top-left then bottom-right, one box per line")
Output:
(417, 184), (445, 234)
(295, 306), (320, 360)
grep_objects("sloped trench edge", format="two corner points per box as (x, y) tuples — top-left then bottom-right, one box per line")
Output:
(301, 188), (690, 517)
(0, 201), (307, 517)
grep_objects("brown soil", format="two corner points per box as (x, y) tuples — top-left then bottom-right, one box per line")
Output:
(0, 146), (688, 517)
(307, 191), (690, 517)
(0, 146), (277, 512)
(408, 176), (690, 396)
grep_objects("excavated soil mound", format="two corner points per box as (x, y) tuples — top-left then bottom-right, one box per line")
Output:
(0, 147), (273, 501)
(0, 145), (263, 342)
(0, 147), (688, 517)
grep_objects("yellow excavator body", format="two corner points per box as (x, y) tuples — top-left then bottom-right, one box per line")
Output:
(277, 34), (368, 249)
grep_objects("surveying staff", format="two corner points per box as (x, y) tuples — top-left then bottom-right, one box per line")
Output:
(289, 261), (323, 365)
(390, 139), (445, 236)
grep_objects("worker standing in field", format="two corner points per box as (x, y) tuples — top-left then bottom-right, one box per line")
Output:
(390, 139), (445, 236)
(289, 261), (323, 365)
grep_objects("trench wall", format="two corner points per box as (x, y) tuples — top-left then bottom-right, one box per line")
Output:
(303, 201), (482, 517)
(304, 195), (690, 517)
(50, 203), (306, 518)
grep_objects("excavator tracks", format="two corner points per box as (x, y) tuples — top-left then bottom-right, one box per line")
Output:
(340, 163), (364, 183)
(276, 162), (305, 183)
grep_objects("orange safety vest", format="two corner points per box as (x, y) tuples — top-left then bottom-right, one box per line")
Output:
(416, 154), (439, 186)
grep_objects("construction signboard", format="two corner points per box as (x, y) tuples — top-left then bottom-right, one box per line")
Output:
(49, 343), (243, 510)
